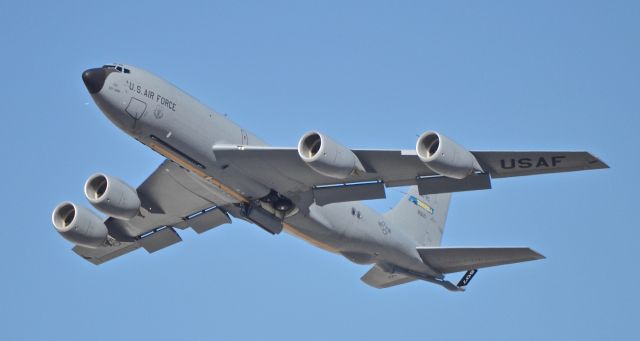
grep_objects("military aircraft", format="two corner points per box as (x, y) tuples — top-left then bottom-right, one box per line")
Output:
(51, 64), (608, 291)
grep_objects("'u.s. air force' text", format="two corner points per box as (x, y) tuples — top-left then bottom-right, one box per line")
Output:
(125, 80), (177, 112)
(499, 156), (566, 169)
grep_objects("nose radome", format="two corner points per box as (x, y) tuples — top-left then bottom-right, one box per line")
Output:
(82, 68), (109, 94)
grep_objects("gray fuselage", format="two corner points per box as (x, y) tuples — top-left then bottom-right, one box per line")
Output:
(88, 64), (435, 277)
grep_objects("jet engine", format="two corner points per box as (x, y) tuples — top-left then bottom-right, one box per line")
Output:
(51, 202), (108, 248)
(416, 131), (482, 179)
(84, 173), (141, 220)
(298, 131), (365, 179)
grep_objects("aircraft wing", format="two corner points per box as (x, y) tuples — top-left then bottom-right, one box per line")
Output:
(212, 145), (608, 205)
(73, 240), (140, 265)
(472, 151), (608, 178)
(72, 160), (234, 265)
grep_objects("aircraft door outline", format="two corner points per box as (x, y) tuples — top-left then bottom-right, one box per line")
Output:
(125, 97), (147, 120)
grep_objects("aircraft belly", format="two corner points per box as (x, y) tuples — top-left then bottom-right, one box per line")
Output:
(314, 202), (433, 275)
(280, 202), (427, 275)
(283, 210), (346, 253)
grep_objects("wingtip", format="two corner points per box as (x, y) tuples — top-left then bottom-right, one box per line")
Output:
(587, 152), (610, 169)
(528, 248), (546, 260)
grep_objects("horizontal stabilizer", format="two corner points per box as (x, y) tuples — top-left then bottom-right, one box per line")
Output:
(417, 247), (544, 274)
(361, 265), (417, 288)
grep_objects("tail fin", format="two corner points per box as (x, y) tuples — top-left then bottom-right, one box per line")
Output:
(384, 186), (452, 246)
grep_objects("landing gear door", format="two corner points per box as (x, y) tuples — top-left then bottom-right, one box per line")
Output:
(125, 97), (147, 120)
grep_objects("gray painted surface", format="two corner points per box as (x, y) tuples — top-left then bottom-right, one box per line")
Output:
(53, 64), (608, 290)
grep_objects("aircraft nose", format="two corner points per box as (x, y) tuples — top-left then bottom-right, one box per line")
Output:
(82, 68), (109, 94)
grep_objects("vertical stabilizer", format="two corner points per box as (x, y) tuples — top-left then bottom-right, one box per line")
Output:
(384, 186), (451, 246)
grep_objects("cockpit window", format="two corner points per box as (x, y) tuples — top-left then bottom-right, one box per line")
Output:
(102, 64), (131, 74)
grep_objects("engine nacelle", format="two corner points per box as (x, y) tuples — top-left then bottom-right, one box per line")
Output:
(298, 131), (365, 179)
(416, 131), (482, 179)
(84, 173), (141, 220)
(51, 202), (108, 248)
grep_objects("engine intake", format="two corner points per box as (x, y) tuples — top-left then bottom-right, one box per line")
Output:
(298, 131), (365, 179)
(84, 173), (141, 220)
(51, 202), (108, 248)
(416, 131), (482, 179)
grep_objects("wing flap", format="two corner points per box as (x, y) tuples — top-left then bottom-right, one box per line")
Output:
(417, 247), (545, 274)
(180, 208), (231, 234)
(138, 227), (182, 253)
(313, 181), (386, 206)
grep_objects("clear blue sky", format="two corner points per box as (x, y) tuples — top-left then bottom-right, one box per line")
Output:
(1, 1), (637, 340)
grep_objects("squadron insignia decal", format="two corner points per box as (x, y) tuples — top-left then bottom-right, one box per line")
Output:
(408, 195), (434, 214)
